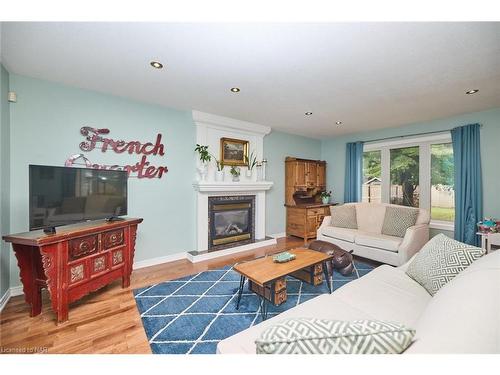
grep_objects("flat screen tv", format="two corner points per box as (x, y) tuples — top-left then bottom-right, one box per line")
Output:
(29, 165), (128, 230)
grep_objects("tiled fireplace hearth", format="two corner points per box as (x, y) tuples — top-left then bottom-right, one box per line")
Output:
(208, 195), (255, 251)
(189, 110), (276, 263)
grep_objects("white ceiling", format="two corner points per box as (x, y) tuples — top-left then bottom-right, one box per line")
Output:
(2, 22), (500, 138)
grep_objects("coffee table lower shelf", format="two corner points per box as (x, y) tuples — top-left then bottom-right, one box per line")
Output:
(235, 260), (331, 320)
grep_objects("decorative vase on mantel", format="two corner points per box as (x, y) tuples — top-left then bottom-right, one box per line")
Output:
(197, 162), (208, 182)
(215, 169), (225, 182)
(245, 168), (252, 179)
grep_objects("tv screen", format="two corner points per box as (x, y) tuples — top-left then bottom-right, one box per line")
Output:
(29, 165), (128, 230)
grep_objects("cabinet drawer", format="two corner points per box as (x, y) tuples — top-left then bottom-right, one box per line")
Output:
(275, 277), (286, 291)
(69, 235), (98, 261)
(91, 254), (108, 275)
(313, 263), (323, 274)
(102, 229), (124, 250)
(307, 207), (329, 217)
(307, 208), (323, 216)
(69, 262), (87, 285)
(111, 248), (125, 266)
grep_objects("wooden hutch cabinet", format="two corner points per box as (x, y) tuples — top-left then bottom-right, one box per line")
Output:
(285, 157), (332, 243)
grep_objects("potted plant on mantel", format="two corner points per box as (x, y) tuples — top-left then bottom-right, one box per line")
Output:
(194, 144), (211, 181)
(244, 151), (257, 179)
(230, 166), (241, 182)
(194, 144), (226, 181)
(214, 159), (225, 182)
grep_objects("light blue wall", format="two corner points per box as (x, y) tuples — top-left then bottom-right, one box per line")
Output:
(264, 131), (322, 235)
(321, 107), (500, 224)
(0, 64), (11, 299)
(8, 75), (197, 287)
(5, 74), (322, 288)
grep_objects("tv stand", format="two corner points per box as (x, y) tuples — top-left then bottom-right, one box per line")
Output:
(2, 218), (143, 324)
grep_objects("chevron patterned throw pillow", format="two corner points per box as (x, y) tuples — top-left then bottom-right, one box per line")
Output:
(406, 234), (485, 296)
(255, 319), (415, 354)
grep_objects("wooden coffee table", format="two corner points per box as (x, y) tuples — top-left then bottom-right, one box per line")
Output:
(233, 248), (333, 319)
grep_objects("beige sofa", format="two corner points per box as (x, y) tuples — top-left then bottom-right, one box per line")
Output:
(217, 249), (500, 354)
(317, 203), (430, 266)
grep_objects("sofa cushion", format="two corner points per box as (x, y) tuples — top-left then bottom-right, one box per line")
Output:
(321, 226), (358, 243)
(381, 206), (419, 237)
(255, 319), (415, 354)
(406, 234), (485, 296)
(405, 250), (500, 353)
(330, 205), (358, 229)
(355, 203), (387, 234)
(355, 232), (402, 252)
(333, 265), (431, 326)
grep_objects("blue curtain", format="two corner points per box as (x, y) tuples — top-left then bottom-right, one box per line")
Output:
(451, 124), (483, 246)
(344, 141), (364, 203)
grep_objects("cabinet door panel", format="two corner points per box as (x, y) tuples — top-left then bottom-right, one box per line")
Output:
(306, 162), (317, 187)
(295, 161), (307, 186)
(317, 164), (326, 187)
(306, 216), (318, 235)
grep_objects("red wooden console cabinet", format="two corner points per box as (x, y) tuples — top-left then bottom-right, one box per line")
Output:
(2, 218), (143, 324)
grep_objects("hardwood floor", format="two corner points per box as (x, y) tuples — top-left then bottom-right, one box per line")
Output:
(0, 236), (304, 354)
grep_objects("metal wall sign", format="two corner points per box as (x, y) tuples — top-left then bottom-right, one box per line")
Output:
(64, 127), (168, 179)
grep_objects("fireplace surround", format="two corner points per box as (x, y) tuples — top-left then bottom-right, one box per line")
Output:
(191, 110), (276, 262)
(208, 195), (255, 251)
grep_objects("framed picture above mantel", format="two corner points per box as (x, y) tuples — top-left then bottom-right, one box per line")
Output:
(220, 137), (249, 166)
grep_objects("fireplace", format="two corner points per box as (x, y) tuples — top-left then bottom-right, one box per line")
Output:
(208, 195), (255, 251)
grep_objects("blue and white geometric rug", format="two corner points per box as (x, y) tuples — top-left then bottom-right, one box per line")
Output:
(133, 259), (375, 354)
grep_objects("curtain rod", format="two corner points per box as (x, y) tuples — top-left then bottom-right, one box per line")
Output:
(363, 124), (482, 145)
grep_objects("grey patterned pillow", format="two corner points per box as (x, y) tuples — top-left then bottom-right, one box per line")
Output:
(330, 205), (357, 229)
(381, 206), (419, 237)
(256, 319), (415, 354)
(406, 234), (485, 296)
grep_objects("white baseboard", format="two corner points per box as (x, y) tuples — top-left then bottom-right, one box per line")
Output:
(133, 252), (188, 270)
(187, 238), (278, 263)
(0, 285), (23, 313)
(269, 232), (286, 239)
(0, 289), (11, 313)
(10, 285), (23, 296)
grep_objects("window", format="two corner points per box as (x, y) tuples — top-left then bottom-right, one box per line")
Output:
(390, 146), (419, 207)
(363, 134), (454, 230)
(431, 143), (454, 222)
(362, 150), (382, 203)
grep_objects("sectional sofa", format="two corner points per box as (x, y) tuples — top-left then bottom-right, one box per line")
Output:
(217, 247), (500, 354)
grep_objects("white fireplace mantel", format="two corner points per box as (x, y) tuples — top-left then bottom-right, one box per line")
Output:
(192, 111), (276, 257)
(192, 181), (273, 193)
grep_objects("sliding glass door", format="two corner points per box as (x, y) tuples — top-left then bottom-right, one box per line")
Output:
(389, 146), (420, 207)
(362, 133), (454, 231)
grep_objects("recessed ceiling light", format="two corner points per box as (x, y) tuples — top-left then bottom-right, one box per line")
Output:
(230, 87), (241, 93)
(150, 61), (163, 69)
(466, 89), (479, 95)
(305, 112), (313, 116)
(336, 121), (342, 125)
